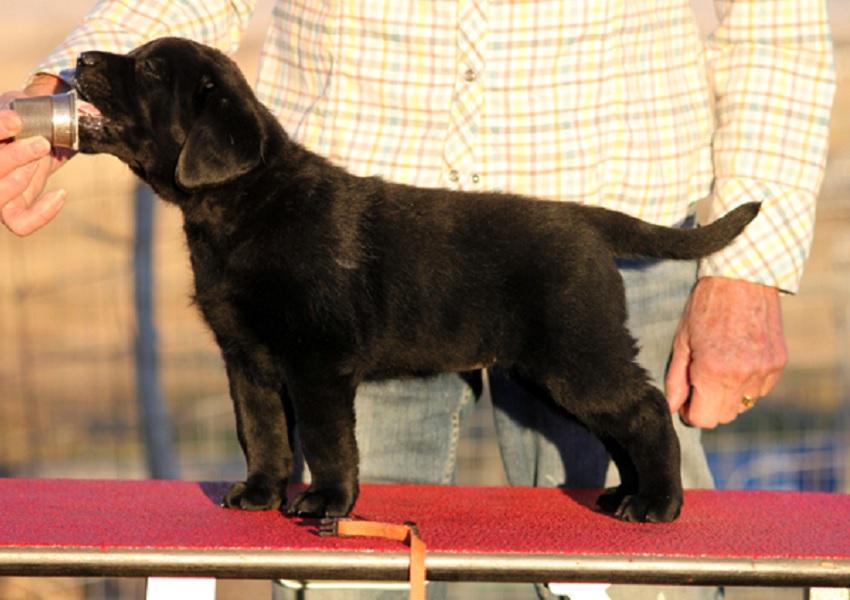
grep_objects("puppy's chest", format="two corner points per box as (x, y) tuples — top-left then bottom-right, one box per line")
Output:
(187, 243), (254, 337)
(188, 253), (317, 350)
(186, 227), (362, 353)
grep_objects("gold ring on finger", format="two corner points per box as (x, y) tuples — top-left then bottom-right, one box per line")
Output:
(742, 395), (759, 409)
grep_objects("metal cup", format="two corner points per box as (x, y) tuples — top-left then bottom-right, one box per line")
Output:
(10, 90), (79, 150)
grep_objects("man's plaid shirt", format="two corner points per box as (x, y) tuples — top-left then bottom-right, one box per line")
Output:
(36, 0), (836, 292)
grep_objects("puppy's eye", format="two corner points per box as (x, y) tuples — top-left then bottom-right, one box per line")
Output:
(200, 77), (216, 94)
(140, 58), (163, 79)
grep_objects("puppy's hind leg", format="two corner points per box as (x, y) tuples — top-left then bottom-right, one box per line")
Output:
(612, 385), (682, 522)
(594, 435), (639, 514)
(547, 373), (683, 522)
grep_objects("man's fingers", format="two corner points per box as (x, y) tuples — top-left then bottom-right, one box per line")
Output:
(682, 383), (734, 429)
(738, 370), (766, 412)
(0, 137), (52, 179)
(665, 334), (691, 414)
(0, 110), (22, 139)
(0, 151), (55, 225)
(1, 188), (66, 236)
(736, 372), (780, 415)
(682, 358), (755, 428)
(0, 161), (41, 202)
(759, 371), (781, 398)
(688, 367), (774, 426)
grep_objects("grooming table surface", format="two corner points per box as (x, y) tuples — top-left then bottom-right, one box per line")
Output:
(0, 479), (848, 586)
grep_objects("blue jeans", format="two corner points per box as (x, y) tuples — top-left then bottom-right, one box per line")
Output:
(293, 258), (719, 600)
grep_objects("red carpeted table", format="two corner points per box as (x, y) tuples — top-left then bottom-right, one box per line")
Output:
(0, 479), (848, 586)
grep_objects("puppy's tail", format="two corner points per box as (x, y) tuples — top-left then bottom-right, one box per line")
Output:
(581, 202), (760, 260)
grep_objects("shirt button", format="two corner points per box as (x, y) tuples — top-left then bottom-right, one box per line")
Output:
(449, 170), (459, 182)
(471, 173), (480, 184)
(463, 68), (477, 82)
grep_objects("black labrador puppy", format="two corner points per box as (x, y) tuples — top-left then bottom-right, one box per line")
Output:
(74, 37), (758, 522)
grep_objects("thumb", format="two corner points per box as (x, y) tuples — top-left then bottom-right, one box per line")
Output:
(665, 330), (691, 414)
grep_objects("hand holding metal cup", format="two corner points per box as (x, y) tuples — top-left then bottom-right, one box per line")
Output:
(0, 76), (90, 235)
(10, 90), (80, 150)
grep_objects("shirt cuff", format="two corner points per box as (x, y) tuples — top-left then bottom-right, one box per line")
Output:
(697, 177), (816, 295)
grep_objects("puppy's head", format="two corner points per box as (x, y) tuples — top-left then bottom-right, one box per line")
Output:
(75, 37), (266, 194)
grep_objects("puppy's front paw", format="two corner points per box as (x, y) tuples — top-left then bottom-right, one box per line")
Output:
(222, 475), (286, 511)
(613, 493), (682, 523)
(286, 484), (357, 518)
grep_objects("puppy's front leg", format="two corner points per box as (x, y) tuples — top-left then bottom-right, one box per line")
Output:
(286, 374), (359, 517)
(221, 351), (292, 511)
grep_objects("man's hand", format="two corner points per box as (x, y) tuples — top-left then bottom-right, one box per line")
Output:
(0, 74), (71, 236)
(665, 276), (787, 428)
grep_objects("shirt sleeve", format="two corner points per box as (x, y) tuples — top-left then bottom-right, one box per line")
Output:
(698, 0), (836, 293)
(30, 0), (258, 84)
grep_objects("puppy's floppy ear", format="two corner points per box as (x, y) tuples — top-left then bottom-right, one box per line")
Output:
(175, 95), (264, 191)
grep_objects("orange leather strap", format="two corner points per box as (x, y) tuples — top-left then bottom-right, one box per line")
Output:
(325, 518), (426, 600)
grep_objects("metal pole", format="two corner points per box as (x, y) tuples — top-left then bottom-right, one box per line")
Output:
(134, 183), (179, 479)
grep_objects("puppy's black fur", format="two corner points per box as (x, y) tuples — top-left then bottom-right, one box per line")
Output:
(75, 37), (759, 522)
